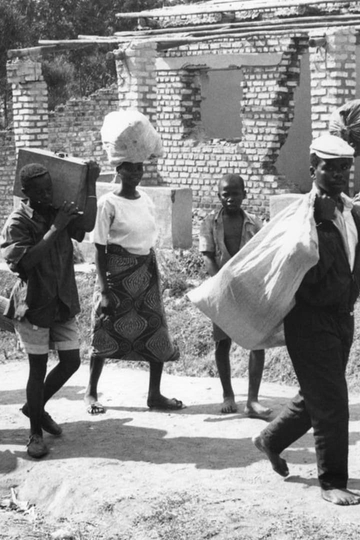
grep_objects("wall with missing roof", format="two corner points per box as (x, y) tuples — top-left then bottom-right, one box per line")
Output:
(0, 64), (121, 229)
(109, 19), (357, 217)
(1, 15), (359, 227)
(153, 34), (309, 216)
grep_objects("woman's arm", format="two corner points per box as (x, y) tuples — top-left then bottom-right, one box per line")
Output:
(73, 161), (100, 233)
(94, 243), (115, 314)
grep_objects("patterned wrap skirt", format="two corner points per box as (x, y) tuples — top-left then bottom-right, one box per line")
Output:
(91, 244), (180, 362)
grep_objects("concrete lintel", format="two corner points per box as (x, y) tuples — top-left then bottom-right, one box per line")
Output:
(156, 53), (282, 71)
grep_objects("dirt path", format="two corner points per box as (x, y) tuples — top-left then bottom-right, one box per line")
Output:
(1, 361), (360, 539)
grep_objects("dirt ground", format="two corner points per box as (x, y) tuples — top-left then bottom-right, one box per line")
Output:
(1, 360), (360, 539)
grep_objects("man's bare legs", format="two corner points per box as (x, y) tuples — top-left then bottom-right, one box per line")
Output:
(24, 349), (80, 457)
(24, 353), (48, 457)
(84, 354), (106, 414)
(26, 354), (48, 437)
(245, 350), (272, 419)
(24, 349), (81, 428)
(44, 349), (80, 402)
(215, 338), (237, 413)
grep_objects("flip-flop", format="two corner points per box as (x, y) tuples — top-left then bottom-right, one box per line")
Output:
(244, 408), (273, 420)
(148, 398), (184, 411)
(87, 402), (106, 415)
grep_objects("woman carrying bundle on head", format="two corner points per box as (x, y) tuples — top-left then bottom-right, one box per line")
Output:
(84, 110), (183, 414)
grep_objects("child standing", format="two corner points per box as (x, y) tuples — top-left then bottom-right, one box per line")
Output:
(199, 174), (271, 417)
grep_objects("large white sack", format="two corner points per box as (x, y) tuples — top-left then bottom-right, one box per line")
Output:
(188, 191), (319, 350)
(101, 110), (163, 166)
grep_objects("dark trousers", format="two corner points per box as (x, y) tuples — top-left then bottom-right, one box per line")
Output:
(261, 304), (354, 490)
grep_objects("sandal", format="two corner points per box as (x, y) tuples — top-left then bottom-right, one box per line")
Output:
(148, 397), (184, 411)
(86, 402), (106, 415)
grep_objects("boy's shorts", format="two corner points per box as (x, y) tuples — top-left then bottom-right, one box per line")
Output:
(213, 322), (230, 342)
(14, 317), (80, 355)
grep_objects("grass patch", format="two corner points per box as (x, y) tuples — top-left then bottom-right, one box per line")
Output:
(1, 247), (360, 392)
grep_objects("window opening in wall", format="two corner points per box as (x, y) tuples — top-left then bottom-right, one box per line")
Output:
(200, 68), (243, 140)
(275, 52), (312, 194)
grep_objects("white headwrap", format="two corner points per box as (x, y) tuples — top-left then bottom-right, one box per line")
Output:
(101, 110), (163, 167)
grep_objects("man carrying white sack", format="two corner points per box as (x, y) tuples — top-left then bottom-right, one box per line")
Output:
(253, 134), (360, 506)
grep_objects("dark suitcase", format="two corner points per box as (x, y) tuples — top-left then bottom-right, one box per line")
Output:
(14, 148), (89, 210)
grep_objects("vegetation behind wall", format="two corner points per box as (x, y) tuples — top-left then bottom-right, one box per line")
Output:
(0, 0), (183, 127)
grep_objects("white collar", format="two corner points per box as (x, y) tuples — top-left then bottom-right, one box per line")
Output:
(310, 183), (354, 212)
(19, 199), (34, 218)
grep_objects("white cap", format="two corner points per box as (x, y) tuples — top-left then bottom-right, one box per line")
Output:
(310, 133), (354, 159)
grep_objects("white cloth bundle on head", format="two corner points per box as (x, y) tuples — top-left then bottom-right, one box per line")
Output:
(329, 100), (360, 150)
(101, 110), (163, 167)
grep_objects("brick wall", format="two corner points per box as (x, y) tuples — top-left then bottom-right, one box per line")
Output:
(48, 86), (119, 171)
(309, 27), (357, 191)
(0, 129), (16, 228)
(1, 13), (359, 223)
(114, 42), (161, 185)
(7, 56), (48, 150)
(309, 27), (356, 136)
(47, 83), (162, 186)
(1, 53), (121, 229)
(154, 34), (309, 217)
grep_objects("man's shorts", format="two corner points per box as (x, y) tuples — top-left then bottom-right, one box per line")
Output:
(14, 317), (80, 355)
(213, 322), (230, 342)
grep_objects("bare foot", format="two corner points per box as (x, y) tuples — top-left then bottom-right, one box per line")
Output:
(147, 395), (184, 411)
(245, 401), (272, 420)
(221, 397), (238, 414)
(84, 395), (106, 414)
(252, 434), (289, 477)
(321, 488), (360, 506)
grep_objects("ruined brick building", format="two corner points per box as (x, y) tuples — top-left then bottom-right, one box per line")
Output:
(2, 0), (360, 228)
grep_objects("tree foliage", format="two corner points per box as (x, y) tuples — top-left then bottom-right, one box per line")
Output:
(0, 0), (29, 125)
(1, 0), (199, 125)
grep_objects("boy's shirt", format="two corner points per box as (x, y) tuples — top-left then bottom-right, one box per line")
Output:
(1, 200), (85, 328)
(199, 207), (263, 269)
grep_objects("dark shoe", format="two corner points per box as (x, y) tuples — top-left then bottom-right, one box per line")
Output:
(27, 434), (48, 459)
(42, 411), (63, 436)
(21, 405), (63, 436)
